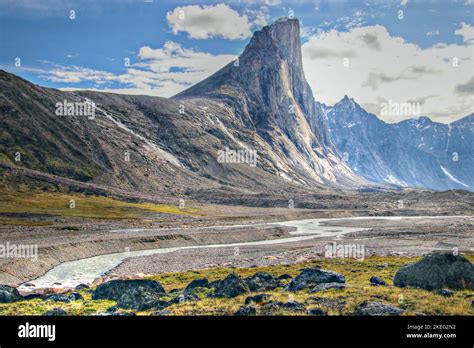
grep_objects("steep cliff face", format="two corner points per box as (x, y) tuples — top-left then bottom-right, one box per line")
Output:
(175, 18), (362, 187)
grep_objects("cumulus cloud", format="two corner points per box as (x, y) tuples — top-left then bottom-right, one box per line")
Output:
(455, 22), (474, 43)
(302, 25), (474, 122)
(35, 41), (236, 97)
(166, 4), (253, 40)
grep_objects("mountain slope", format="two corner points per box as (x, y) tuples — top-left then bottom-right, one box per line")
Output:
(323, 97), (473, 191)
(175, 17), (364, 188)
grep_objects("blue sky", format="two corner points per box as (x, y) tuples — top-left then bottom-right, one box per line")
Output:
(0, 0), (473, 122)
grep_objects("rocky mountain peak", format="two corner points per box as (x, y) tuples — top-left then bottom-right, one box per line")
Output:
(244, 17), (302, 69)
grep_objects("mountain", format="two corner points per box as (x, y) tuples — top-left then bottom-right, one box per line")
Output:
(0, 17), (368, 201)
(323, 97), (473, 191)
(175, 17), (363, 188)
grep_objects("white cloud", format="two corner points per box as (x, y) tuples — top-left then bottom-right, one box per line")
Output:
(426, 30), (440, 37)
(302, 25), (474, 122)
(166, 4), (253, 40)
(455, 22), (474, 43)
(35, 41), (236, 98)
(400, 0), (409, 6)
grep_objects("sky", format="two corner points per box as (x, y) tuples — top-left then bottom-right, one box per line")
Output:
(0, 0), (473, 123)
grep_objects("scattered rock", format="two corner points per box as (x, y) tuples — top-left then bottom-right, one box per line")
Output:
(185, 278), (209, 292)
(110, 311), (136, 316)
(353, 301), (405, 316)
(22, 293), (43, 301)
(169, 293), (199, 305)
(310, 282), (346, 293)
(92, 279), (165, 301)
(370, 276), (386, 286)
(287, 268), (345, 291)
(281, 301), (305, 311)
(75, 283), (89, 290)
(244, 294), (273, 305)
(277, 274), (292, 280)
(0, 285), (22, 303)
(245, 272), (278, 292)
(116, 287), (168, 311)
(306, 297), (346, 310)
(234, 305), (256, 316)
(43, 308), (67, 316)
(307, 308), (326, 316)
(435, 289), (455, 297)
(394, 253), (474, 290)
(212, 273), (249, 298)
(153, 310), (172, 316)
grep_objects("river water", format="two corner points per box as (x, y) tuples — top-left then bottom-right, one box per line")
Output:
(17, 216), (456, 292)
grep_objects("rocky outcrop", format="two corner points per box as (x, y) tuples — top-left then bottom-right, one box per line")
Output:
(92, 279), (166, 301)
(394, 253), (474, 290)
(244, 272), (278, 292)
(310, 282), (345, 293)
(0, 285), (22, 303)
(370, 276), (386, 286)
(211, 273), (249, 298)
(116, 287), (168, 311)
(234, 306), (257, 316)
(287, 268), (345, 291)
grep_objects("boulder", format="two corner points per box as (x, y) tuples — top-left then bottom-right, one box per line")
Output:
(169, 293), (199, 305)
(281, 301), (305, 311)
(370, 276), (386, 286)
(353, 301), (405, 316)
(245, 272), (278, 292)
(307, 308), (326, 316)
(234, 305), (256, 316)
(212, 273), (249, 298)
(92, 279), (165, 301)
(185, 278), (209, 292)
(244, 294), (273, 305)
(75, 283), (90, 290)
(116, 287), (168, 311)
(435, 289), (455, 297)
(0, 285), (22, 303)
(277, 274), (292, 280)
(287, 268), (345, 291)
(310, 282), (345, 293)
(394, 253), (474, 290)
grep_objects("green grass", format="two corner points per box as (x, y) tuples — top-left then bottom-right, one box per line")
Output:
(0, 188), (199, 224)
(1, 255), (472, 316)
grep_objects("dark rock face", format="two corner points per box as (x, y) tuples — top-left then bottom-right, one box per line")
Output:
(244, 294), (273, 305)
(0, 285), (22, 303)
(43, 308), (67, 316)
(212, 273), (249, 298)
(234, 306), (257, 316)
(394, 253), (474, 290)
(116, 287), (168, 311)
(287, 268), (345, 291)
(281, 301), (305, 311)
(92, 279), (166, 301)
(244, 272), (278, 292)
(370, 276), (386, 286)
(75, 284), (90, 290)
(353, 301), (405, 316)
(310, 282), (346, 293)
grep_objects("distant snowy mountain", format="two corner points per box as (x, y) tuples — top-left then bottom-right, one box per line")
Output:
(321, 97), (473, 191)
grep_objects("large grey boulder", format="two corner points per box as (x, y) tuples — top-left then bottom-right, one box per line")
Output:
(0, 285), (22, 303)
(287, 268), (345, 291)
(244, 272), (278, 292)
(116, 287), (168, 311)
(394, 253), (474, 290)
(92, 279), (166, 301)
(212, 273), (249, 298)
